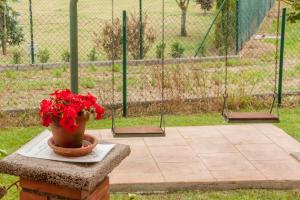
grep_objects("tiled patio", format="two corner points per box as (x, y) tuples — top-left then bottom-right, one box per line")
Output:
(87, 124), (300, 192)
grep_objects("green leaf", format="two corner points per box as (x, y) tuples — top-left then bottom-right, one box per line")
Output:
(0, 149), (8, 156)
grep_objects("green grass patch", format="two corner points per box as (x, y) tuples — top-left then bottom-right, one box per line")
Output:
(112, 190), (300, 200)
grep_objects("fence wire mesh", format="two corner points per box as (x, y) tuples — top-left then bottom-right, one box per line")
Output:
(0, 0), (299, 126)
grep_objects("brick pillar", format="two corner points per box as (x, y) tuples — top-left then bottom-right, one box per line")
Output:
(20, 176), (109, 200)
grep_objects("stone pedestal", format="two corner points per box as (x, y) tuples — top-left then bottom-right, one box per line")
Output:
(0, 141), (130, 200)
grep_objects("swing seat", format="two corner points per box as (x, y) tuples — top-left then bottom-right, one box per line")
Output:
(224, 112), (279, 123)
(113, 127), (165, 137)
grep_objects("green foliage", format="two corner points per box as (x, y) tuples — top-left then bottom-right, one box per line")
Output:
(87, 47), (98, 61)
(61, 50), (70, 62)
(170, 42), (185, 58)
(81, 77), (96, 88)
(11, 48), (22, 64)
(287, 0), (300, 23)
(0, 149), (7, 156)
(4, 70), (16, 79)
(62, 64), (68, 72)
(38, 48), (50, 63)
(52, 68), (63, 78)
(155, 42), (166, 58)
(196, 0), (214, 13)
(113, 63), (121, 72)
(88, 65), (97, 73)
(215, 0), (236, 54)
(0, 1), (25, 54)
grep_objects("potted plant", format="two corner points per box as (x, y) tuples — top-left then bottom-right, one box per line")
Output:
(39, 89), (105, 148)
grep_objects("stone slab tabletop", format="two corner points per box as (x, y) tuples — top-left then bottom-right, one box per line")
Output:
(0, 139), (131, 191)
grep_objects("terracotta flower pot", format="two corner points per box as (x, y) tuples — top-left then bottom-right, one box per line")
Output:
(50, 114), (89, 148)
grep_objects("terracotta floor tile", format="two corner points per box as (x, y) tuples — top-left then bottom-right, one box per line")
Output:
(110, 159), (164, 184)
(157, 162), (214, 182)
(211, 169), (265, 181)
(178, 126), (223, 139)
(123, 146), (153, 161)
(252, 124), (289, 139)
(268, 137), (300, 153)
(252, 159), (300, 180)
(149, 146), (200, 163)
(200, 153), (255, 171)
(218, 125), (272, 144)
(186, 137), (238, 154)
(164, 128), (183, 138)
(114, 159), (160, 174)
(236, 144), (291, 161)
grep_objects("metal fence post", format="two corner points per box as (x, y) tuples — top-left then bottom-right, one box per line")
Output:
(235, 0), (239, 54)
(70, 0), (79, 93)
(29, 0), (35, 64)
(278, 8), (286, 107)
(139, 0), (143, 59)
(122, 10), (127, 117)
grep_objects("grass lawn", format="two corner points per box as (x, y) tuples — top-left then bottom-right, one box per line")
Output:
(1, 106), (300, 199)
(1, 0), (296, 65)
(0, 0), (214, 64)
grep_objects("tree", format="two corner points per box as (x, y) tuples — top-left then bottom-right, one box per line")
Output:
(0, 0), (24, 55)
(286, 0), (300, 23)
(196, 0), (214, 15)
(176, 0), (190, 37)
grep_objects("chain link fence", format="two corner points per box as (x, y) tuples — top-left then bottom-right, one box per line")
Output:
(0, 0), (299, 126)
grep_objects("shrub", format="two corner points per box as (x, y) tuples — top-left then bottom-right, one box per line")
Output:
(196, 0), (214, 14)
(11, 49), (22, 64)
(93, 18), (122, 59)
(127, 12), (156, 59)
(113, 64), (121, 73)
(38, 48), (50, 63)
(4, 70), (16, 79)
(61, 50), (70, 62)
(170, 42), (185, 58)
(62, 64), (68, 72)
(155, 42), (166, 59)
(81, 78), (96, 89)
(94, 12), (156, 60)
(87, 48), (98, 61)
(52, 68), (63, 78)
(88, 65), (97, 73)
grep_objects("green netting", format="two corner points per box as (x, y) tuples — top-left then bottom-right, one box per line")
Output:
(237, 0), (275, 52)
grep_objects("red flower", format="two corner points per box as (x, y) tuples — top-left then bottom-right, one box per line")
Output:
(59, 107), (78, 133)
(51, 89), (73, 101)
(42, 114), (52, 127)
(39, 99), (53, 126)
(39, 89), (105, 133)
(94, 103), (105, 120)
